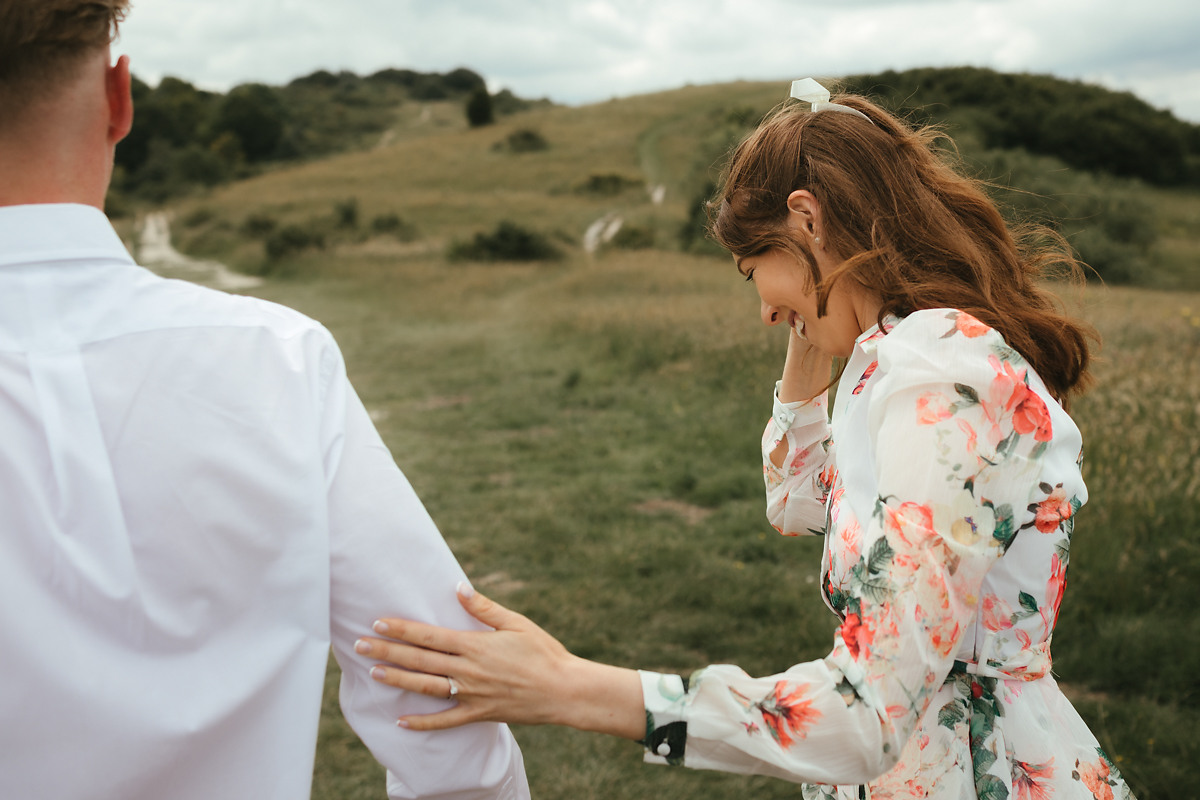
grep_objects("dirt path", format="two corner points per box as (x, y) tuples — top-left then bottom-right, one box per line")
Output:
(137, 212), (263, 291)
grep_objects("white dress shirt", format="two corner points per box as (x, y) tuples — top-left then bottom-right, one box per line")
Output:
(0, 204), (528, 800)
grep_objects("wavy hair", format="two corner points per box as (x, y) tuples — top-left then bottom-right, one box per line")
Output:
(711, 90), (1096, 404)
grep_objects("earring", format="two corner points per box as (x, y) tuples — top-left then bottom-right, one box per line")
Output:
(814, 235), (822, 246)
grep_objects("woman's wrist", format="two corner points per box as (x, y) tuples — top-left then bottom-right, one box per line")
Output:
(557, 656), (645, 740)
(778, 331), (832, 403)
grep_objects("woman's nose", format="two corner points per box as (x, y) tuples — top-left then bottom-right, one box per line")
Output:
(761, 300), (782, 327)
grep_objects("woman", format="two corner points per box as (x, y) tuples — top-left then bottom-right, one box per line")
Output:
(355, 80), (1136, 799)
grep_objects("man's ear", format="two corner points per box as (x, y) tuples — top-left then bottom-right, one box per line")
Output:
(105, 55), (133, 145)
(784, 190), (822, 238)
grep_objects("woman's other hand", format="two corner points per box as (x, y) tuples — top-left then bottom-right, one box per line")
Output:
(356, 583), (645, 738)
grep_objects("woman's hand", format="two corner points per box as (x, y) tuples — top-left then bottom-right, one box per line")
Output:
(355, 583), (645, 738)
(778, 325), (833, 404)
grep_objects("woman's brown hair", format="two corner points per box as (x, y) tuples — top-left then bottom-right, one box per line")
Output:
(711, 90), (1097, 405)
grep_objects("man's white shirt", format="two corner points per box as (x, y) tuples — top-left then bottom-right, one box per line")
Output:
(0, 203), (527, 799)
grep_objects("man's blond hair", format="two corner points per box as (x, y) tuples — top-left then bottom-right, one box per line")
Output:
(0, 0), (130, 116)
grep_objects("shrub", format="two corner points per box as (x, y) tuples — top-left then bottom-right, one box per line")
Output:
(370, 213), (417, 241)
(575, 173), (641, 195)
(466, 88), (495, 127)
(611, 224), (655, 250)
(447, 221), (561, 262)
(181, 207), (215, 228)
(500, 128), (549, 153)
(333, 198), (359, 229)
(265, 224), (325, 261)
(240, 212), (278, 237)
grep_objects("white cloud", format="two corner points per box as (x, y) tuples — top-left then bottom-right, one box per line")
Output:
(114, 0), (1200, 120)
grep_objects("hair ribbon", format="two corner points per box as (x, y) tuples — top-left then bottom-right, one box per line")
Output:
(790, 78), (873, 124)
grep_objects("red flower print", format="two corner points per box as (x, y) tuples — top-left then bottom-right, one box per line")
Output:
(981, 594), (1015, 632)
(1035, 485), (1072, 533)
(884, 501), (935, 546)
(1044, 552), (1067, 634)
(955, 312), (991, 338)
(839, 612), (874, 659)
(851, 360), (878, 395)
(1013, 757), (1055, 800)
(1011, 388), (1053, 442)
(916, 391), (953, 425)
(1073, 755), (1115, 800)
(757, 681), (822, 749)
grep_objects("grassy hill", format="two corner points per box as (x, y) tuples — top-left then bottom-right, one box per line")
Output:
(133, 75), (1199, 800)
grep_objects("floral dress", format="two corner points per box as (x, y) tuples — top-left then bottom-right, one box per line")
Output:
(638, 309), (1136, 800)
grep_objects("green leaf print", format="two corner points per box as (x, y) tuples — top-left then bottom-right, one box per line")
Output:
(954, 383), (981, 405)
(976, 774), (1010, 800)
(938, 699), (966, 730)
(1018, 591), (1040, 615)
(867, 536), (895, 569)
(973, 745), (997, 782)
(989, 502), (1016, 551)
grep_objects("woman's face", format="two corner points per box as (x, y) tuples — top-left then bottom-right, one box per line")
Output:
(737, 247), (875, 358)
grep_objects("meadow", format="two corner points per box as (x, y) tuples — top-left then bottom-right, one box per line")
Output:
(154, 79), (1200, 799)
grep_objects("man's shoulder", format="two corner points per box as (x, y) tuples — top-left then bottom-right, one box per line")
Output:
(129, 270), (334, 345)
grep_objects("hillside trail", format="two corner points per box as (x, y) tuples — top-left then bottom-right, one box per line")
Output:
(137, 211), (263, 291)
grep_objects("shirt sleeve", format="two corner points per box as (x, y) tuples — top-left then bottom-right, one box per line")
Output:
(641, 312), (1057, 785)
(762, 382), (835, 537)
(318, 339), (529, 800)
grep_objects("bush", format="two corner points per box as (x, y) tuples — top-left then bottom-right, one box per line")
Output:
(447, 221), (561, 262)
(466, 88), (495, 127)
(610, 224), (655, 250)
(498, 128), (549, 153)
(239, 212), (278, 237)
(370, 213), (417, 241)
(575, 173), (641, 196)
(265, 224), (325, 261)
(333, 198), (359, 229)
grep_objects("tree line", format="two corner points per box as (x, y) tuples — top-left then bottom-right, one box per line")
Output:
(111, 67), (541, 207)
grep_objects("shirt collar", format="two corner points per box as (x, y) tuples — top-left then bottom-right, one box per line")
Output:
(0, 203), (135, 270)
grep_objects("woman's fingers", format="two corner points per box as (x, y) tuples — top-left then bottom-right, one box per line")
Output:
(367, 663), (456, 699)
(398, 706), (477, 731)
(455, 583), (529, 632)
(355, 635), (456, 678)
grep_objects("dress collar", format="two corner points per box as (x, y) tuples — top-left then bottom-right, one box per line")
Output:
(854, 313), (901, 355)
(0, 203), (134, 269)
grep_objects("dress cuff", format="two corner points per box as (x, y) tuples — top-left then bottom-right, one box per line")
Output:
(767, 381), (828, 448)
(639, 670), (689, 765)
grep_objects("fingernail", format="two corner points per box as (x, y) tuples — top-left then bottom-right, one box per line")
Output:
(354, 639), (370, 654)
(396, 718), (410, 728)
(457, 580), (475, 600)
(370, 666), (386, 680)
(373, 620), (389, 634)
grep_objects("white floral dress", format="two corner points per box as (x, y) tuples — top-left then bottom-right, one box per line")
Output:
(638, 309), (1136, 800)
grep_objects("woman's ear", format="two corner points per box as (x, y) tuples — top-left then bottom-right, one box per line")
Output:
(785, 190), (822, 240)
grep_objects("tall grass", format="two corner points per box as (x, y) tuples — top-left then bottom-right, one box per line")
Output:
(151, 78), (1198, 800)
(224, 249), (1197, 800)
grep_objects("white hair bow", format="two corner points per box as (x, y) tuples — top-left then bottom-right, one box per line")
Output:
(790, 78), (873, 124)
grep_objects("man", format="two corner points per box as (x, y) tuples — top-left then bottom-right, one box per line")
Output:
(0, 2), (528, 798)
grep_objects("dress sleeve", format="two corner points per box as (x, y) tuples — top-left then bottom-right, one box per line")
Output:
(762, 382), (835, 537)
(318, 339), (529, 800)
(641, 311), (1057, 785)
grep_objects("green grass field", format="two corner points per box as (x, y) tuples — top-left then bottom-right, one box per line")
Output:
(154, 81), (1199, 799)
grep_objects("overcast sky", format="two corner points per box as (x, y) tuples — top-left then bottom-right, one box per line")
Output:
(115, 0), (1200, 122)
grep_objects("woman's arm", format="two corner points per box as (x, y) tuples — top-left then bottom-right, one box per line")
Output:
(768, 329), (832, 467)
(357, 583), (645, 739)
(763, 330), (837, 536)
